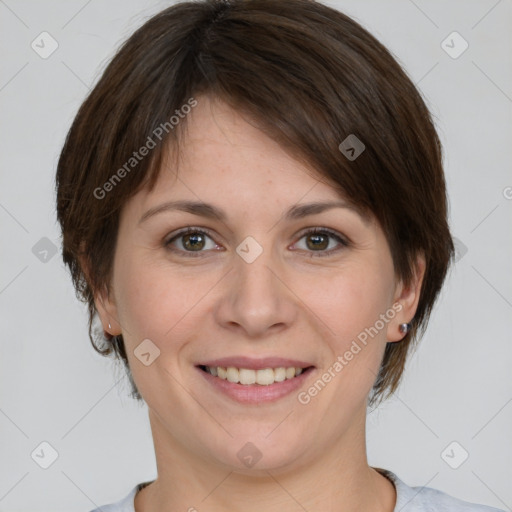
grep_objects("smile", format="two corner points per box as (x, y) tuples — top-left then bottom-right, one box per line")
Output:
(199, 365), (307, 385)
(196, 358), (316, 404)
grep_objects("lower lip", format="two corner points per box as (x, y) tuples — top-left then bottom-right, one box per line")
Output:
(196, 366), (315, 404)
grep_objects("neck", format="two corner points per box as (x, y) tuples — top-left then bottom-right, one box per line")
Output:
(135, 407), (396, 512)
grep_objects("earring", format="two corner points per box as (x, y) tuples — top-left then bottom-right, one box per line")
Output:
(399, 323), (411, 334)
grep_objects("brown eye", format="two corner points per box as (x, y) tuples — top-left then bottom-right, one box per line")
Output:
(165, 228), (219, 256)
(305, 232), (330, 251)
(294, 228), (349, 257)
(182, 232), (206, 251)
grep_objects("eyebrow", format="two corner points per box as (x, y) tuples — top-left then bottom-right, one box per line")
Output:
(138, 199), (369, 225)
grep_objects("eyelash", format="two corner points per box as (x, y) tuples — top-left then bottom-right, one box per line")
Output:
(163, 226), (349, 258)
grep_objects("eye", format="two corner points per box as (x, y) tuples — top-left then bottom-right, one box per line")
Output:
(164, 226), (349, 258)
(292, 227), (349, 257)
(164, 227), (220, 257)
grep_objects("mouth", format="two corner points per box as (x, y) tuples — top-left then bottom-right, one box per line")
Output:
(195, 357), (316, 404)
(197, 364), (314, 385)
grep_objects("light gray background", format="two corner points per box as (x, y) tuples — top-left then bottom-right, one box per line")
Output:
(1, 1), (511, 511)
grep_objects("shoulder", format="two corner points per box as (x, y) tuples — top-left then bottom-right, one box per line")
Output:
(87, 483), (140, 512)
(376, 468), (507, 512)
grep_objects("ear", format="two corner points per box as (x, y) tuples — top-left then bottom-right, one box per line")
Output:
(386, 253), (426, 342)
(78, 252), (121, 336)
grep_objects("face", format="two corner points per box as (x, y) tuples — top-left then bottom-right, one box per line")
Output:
(96, 95), (422, 473)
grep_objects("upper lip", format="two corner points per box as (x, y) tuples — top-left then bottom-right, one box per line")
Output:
(197, 356), (315, 370)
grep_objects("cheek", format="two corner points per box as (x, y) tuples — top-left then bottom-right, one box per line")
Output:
(301, 267), (392, 345)
(299, 264), (394, 397)
(113, 254), (216, 349)
(112, 257), (201, 400)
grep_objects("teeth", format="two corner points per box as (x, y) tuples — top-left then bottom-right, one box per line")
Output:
(256, 368), (274, 385)
(274, 367), (286, 382)
(204, 366), (306, 385)
(285, 367), (295, 379)
(239, 368), (256, 385)
(226, 367), (239, 383)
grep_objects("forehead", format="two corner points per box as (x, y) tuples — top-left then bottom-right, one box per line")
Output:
(133, 95), (348, 211)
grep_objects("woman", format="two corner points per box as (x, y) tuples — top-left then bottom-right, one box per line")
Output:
(55, 1), (505, 511)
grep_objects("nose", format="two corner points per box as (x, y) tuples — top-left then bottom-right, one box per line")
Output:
(214, 241), (298, 339)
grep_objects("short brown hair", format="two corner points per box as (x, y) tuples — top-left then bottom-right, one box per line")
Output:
(55, 0), (454, 407)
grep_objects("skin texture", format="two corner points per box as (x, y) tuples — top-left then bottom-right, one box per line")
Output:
(93, 95), (425, 512)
